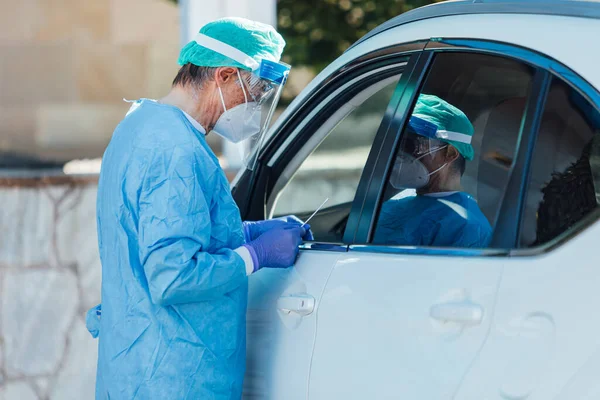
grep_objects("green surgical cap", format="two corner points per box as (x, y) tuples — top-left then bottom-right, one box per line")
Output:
(178, 17), (286, 71)
(412, 94), (475, 161)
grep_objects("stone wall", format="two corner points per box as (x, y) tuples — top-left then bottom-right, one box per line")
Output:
(0, 177), (100, 400)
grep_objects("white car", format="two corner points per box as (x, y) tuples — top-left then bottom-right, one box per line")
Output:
(233, 1), (600, 398)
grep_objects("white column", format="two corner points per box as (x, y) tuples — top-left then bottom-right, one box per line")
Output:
(180, 0), (277, 171)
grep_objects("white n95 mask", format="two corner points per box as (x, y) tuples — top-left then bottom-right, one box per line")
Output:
(213, 100), (262, 143)
(192, 34), (291, 170)
(212, 69), (263, 144)
(389, 147), (448, 190)
(390, 152), (431, 189)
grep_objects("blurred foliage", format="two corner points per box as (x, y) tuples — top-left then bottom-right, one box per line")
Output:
(278, 0), (443, 71)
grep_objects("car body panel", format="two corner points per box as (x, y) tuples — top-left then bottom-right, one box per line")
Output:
(238, 4), (600, 399)
(351, 0), (600, 50)
(308, 252), (504, 399)
(454, 217), (600, 399)
(243, 251), (343, 399)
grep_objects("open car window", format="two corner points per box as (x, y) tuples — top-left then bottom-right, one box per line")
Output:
(268, 73), (403, 243)
(372, 52), (535, 249)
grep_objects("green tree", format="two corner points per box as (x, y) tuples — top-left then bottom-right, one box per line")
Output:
(278, 0), (443, 71)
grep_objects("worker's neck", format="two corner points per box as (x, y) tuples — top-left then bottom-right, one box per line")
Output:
(159, 85), (219, 132)
(442, 174), (462, 192)
(418, 174), (462, 195)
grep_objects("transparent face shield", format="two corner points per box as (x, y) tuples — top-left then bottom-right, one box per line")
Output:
(240, 59), (290, 171)
(191, 34), (290, 170)
(389, 116), (471, 189)
(401, 131), (447, 158)
(389, 132), (448, 190)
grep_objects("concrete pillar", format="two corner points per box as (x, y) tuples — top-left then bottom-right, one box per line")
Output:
(180, 0), (277, 170)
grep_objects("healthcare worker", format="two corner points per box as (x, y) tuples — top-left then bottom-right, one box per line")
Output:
(85, 18), (310, 399)
(373, 94), (492, 248)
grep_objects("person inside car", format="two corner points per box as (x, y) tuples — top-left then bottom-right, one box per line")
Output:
(373, 94), (492, 248)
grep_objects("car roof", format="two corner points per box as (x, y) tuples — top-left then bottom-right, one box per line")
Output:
(349, 0), (600, 51)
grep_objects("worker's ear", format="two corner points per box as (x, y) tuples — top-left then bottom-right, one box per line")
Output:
(445, 145), (460, 164)
(214, 67), (237, 86)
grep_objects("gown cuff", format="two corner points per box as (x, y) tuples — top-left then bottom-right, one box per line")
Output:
(234, 246), (255, 275)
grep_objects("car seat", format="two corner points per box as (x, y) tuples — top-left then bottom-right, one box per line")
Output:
(468, 84), (594, 246)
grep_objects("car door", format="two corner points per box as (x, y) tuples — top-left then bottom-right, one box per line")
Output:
(454, 67), (600, 399)
(235, 45), (424, 399)
(307, 48), (542, 399)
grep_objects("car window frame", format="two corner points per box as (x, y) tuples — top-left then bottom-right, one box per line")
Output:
(350, 38), (600, 256)
(265, 68), (406, 219)
(231, 41), (428, 251)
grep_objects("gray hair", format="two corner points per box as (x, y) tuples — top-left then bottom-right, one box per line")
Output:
(172, 63), (219, 89)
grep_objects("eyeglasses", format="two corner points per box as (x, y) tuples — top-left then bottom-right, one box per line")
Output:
(403, 131), (446, 155)
(239, 71), (275, 105)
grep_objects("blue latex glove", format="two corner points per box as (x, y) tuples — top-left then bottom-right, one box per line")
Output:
(243, 215), (314, 242)
(243, 224), (306, 272)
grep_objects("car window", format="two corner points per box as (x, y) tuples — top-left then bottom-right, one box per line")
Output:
(372, 52), (535, 249)
(270, 74), (402, 242)
(520, 78), (600, 247)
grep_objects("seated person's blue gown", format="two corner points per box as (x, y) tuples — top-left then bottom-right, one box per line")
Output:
(373, 190), (492, 248)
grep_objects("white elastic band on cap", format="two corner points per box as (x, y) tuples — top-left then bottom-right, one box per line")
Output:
(194, 33), (260, 71)
(435, 130), (472, 144)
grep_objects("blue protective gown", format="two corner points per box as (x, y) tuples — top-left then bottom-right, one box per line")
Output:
(89, 99), (248, 399)
(373, 191), (492, 248)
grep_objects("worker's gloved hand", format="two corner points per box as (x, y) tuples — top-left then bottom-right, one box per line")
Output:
(243, 215), (314, 242)
(243, 224), (306, 272)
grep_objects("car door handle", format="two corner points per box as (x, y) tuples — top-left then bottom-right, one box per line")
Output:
(277, 293), (315, 317)
(429, 301), (484, 325)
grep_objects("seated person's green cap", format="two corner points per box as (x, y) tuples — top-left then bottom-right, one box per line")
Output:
(178, 17), (286, 71)
(413, 94), (475, 161)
